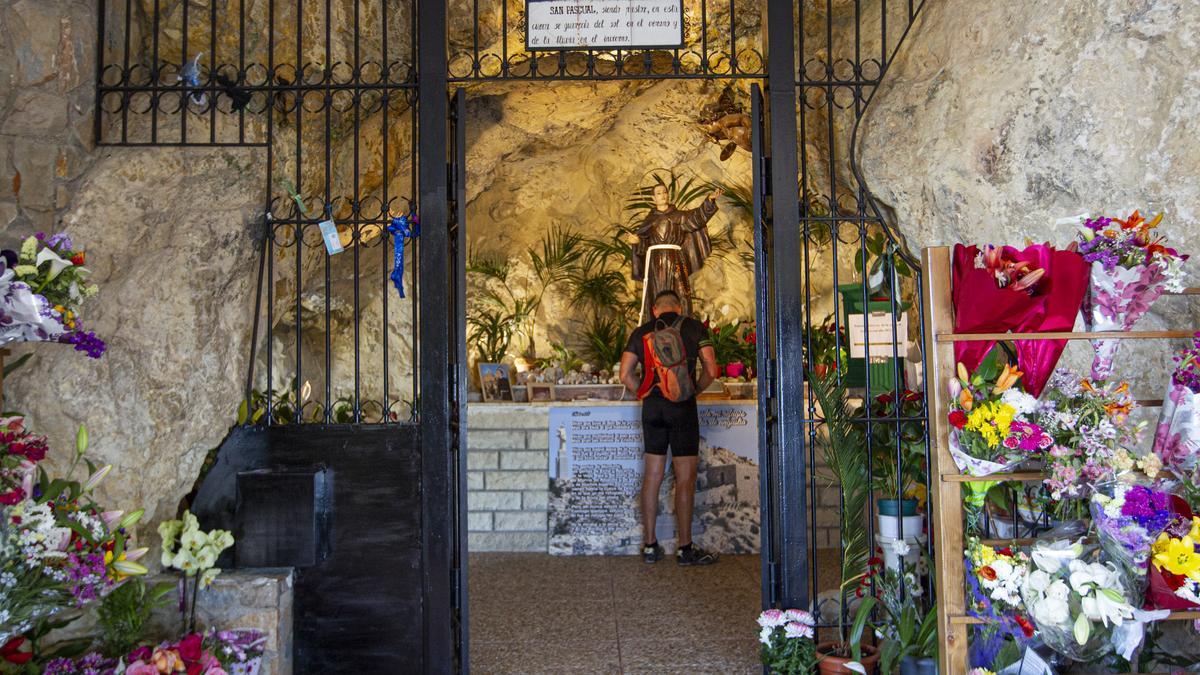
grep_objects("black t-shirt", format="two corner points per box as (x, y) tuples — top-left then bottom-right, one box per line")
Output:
(623, 313), (712, 398)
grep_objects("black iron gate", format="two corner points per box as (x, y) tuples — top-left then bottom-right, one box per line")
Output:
(93, 0), (932, 669)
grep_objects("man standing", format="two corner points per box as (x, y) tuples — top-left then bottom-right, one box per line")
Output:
(619, 290), (721, 566)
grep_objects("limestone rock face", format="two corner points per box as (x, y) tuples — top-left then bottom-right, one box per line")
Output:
(7, 145), (263, 525)
(858, 0), (1200, 392)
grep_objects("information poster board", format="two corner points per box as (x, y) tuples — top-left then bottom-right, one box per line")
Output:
(525, 0), (684, 50)
(848, 311), (909, 361)
(547, 402), (758, 555)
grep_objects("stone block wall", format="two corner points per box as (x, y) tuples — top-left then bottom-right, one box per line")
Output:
(466, 404), (552, 552)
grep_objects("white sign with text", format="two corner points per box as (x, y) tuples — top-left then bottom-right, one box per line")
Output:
(848, 311), (909, 360)
(525, 0), (684, 50)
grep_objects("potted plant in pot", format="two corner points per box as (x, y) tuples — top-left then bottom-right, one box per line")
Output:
(807, 314), (849, 380)
(857, 390), (927, 543)
(810, 372), (881, 674)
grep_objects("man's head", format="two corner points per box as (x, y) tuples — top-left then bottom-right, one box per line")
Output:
(652, 183), (670, 211)
(652, 290), (683, 317)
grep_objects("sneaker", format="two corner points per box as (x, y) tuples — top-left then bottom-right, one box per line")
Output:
(676, 545), (719, 566)
(641, 542), (664, 564)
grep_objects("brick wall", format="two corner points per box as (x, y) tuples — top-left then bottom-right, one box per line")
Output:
(466, 405), (551, 552)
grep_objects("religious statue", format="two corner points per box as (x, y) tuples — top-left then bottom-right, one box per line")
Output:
(631, 183), (724, 320)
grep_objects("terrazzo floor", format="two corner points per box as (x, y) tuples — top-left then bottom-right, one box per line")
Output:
(468, 552), (765, 674)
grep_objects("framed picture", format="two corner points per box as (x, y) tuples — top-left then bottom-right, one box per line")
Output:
(478, 363), (514, 402)
(527, 382), (555, 403)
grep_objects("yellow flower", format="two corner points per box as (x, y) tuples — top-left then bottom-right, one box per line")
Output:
(1152, 532), (1172, 558)
(1153, 535), (1200, 580)
(1190, 517), (1200, 541)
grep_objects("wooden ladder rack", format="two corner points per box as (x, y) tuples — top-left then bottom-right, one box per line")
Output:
(920, 246), (1199, 675)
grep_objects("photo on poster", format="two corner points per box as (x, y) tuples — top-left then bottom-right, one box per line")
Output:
(478, 363), (514, 402)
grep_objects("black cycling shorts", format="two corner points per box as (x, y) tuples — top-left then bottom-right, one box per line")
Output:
(641, 395), (700, 457)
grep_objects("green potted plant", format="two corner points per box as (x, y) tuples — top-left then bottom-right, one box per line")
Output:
(807, 314), (849, 380)
(810, 372), (880, 674)
(856, 390), (927, 545)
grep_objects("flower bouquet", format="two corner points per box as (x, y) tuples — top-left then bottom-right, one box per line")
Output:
(966, 538), (1030, 611)
(0, 421), (147, 643)
(1090, 480), (1184, 591)
(757, 608), (817, 674)
(209, 628), (266, 675)
(0, 231), (105, 358)
(951, 242), (1088, 396)
(1031, 370), (1146, 516)
(1076, 211), (1188, 380)
(947, 347), (1049, 476)
(1021, 536), (1136, 661)
(1145, 508), (1200, 611)
(1151, 333), (1200, 500)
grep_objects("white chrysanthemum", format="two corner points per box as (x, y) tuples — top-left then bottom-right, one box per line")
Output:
(784, 621), (814, 639)
(1000, 388), (1038, 417)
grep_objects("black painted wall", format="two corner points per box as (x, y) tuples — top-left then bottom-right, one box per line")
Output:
(193, 424), (424, 673)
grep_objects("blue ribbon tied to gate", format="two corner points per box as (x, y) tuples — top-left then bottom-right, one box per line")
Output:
(387, 211), (419, 298)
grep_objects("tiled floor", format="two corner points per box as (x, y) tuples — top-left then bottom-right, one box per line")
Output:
(468, 553), (764, 674)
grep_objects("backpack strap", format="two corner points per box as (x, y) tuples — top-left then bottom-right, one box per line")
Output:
(636, 332), (659, 399)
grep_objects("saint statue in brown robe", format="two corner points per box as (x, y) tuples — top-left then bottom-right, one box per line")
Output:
(631, 184), (724, 319)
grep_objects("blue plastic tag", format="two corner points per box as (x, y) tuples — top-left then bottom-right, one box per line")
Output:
(319, 219), (344, 255)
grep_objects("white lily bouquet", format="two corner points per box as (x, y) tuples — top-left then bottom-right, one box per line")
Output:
(159, 510), (235, 634)
(1021, 537), (1136, 661)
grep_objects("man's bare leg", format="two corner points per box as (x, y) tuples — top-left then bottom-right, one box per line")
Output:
(641, 454), (668, 544)
(672, 455), (698, 546)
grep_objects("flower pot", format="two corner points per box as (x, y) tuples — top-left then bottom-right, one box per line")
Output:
(876, 507), (923, 540)
(816, 642), (879, 675)
(878, 533), (923, 571)
(724, 361), (746, 379)
(877, 498), (918, 517)
(899, 656), (937, 675)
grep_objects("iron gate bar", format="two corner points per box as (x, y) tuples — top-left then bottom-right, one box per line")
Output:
(418, 0), (455, 668)
(762, 0), (805, 611)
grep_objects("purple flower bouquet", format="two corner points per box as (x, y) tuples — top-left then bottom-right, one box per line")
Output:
(1076, 213), (1187, 381)
(0, 232), (105, 358)
(1152, 334), (1200, 489)
(1089, 480), (1178, 590)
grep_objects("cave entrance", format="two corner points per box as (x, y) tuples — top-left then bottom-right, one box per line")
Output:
(449, 81), (777, 671)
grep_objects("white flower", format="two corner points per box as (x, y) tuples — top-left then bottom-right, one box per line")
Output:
(1031, 538), (1084, 573)
(1045, 579), (1071, 604)
(891, 538), (911, 556)
(1030, 593), (1070, 627)
(784, 609), (815, 626)
(759, 626), (773, 645)
(1000, 388), (1038, 416)
(757, 609), (787, 628)
(1080, 587), (1134, 627)
(784, 621), (814, 639)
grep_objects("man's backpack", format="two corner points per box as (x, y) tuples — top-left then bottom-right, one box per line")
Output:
(636, 317), (696, 402)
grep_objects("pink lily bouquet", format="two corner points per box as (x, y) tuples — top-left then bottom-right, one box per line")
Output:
(1152, 332), (1200, 501)
(1076, 211), (1187, 380)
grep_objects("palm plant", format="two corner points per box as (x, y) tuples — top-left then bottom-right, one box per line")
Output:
(809, 371), (872, 655)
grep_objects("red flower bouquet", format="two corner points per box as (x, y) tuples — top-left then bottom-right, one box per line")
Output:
(951, 243), (1088, 396)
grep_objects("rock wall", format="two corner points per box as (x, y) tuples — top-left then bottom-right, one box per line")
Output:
(1, 0), (264, 528)
(858, 0), (1200, 394)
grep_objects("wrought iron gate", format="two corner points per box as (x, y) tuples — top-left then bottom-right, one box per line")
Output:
(93, 0), (932, 669)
